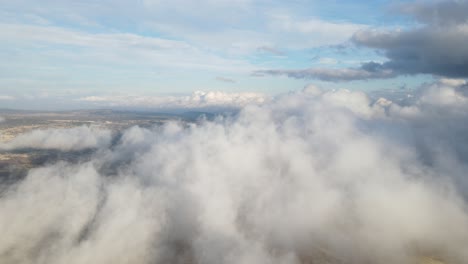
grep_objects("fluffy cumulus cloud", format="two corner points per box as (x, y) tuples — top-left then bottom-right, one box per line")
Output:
(1, 81), (468, 263)
(257, 0), (468, 81)
(0, 126), (112, 151)
(79, 91), (268, 110)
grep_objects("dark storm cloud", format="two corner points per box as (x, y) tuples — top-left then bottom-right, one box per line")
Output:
(398, 0), (468, 26)
(257, 0), (468, 81)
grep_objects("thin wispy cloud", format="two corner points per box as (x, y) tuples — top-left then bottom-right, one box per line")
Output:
(0, 1), (465, 104)
(215, 77), (237, 83)
(0, 0), (384, 105)
(255, 66), (397, 82)
(257, 46), (285, 56)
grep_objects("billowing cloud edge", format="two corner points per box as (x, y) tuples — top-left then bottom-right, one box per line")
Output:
(1, 80), (468, 263)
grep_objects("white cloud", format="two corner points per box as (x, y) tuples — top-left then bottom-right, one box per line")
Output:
(0, 125), (112, 151)
(0, 95), (15, 100)
(1, 82), (468, 263)
(148, 13), (366, 55)
(418, 79), (468, 107)
(318, 57), (338, 65)
(0, 1), (368, 57)
(269, 13), (364, 37)
(0, 23), (256, 74)
(79, 91), (268, 109)
(0, 24), (189, 50)
(438, 78), (467, 87)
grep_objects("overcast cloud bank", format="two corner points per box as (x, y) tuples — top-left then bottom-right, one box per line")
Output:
(1, 82), (468, 263)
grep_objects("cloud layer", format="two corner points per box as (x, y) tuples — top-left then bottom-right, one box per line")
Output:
(0, 126), (112, 151)
(79, 91), (268, 110)
(256, 65), (396, 82)
(257, 0), (468, 81)
(1, 82), (468, 263)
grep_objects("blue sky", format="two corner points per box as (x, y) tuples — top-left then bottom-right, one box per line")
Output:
(0, 0), (458, 109)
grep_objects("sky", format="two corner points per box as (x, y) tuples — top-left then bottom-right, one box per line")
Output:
(0, 0), (467, 109)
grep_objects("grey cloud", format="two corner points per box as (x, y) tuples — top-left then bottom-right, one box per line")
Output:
(255, 65), (396, 81)
(350, 0), (468, 79)
(2, 82), (468, 263)
(397, 0), (468, 26)
(215, 76), (236, 83)
(259, 0), (468, 81)
(352, 26), (468, 78)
